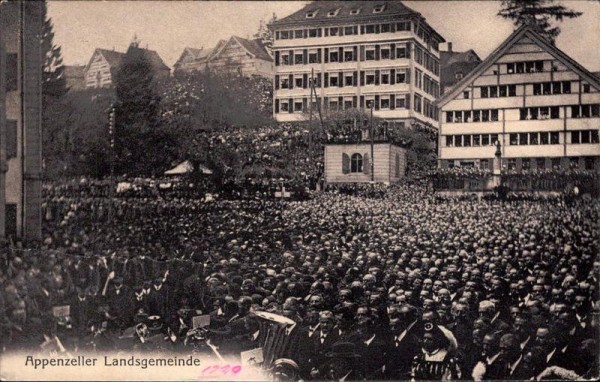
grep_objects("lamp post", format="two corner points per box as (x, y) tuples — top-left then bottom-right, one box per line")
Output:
(369, 102), (375, 183)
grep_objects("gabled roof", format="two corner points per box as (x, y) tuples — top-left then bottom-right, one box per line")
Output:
(85, 47), (170, 74)
(211, 36), (272, 62)
(437, 25), (600, 107)
(272, 1), (419, 25)
(440, 49), (481, 67)
(64, 65), (85, 78)
(96, 49), (126, 67)
(140, 48), (170, 72)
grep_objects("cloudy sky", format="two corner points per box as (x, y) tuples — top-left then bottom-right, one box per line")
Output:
(48, 0), (600, 71)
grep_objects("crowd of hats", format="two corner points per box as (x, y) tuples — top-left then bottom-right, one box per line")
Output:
(1, 180), (598, 380)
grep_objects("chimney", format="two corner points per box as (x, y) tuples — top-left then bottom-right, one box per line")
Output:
(447, 42), (453, 52)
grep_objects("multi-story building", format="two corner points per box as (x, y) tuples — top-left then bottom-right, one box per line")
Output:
(437, 25), (600, 172)
(440, 43), (481, 94)
(269, 0), (444, 130)
(0, 0), (43, 241)
(173, 36), (273, 78)
(84, 46), (170, 89)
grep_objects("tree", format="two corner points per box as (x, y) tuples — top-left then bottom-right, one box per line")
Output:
(498, 0), (582, 43)
(113, 38), (175, 176)
(41, 0), (67, 97)
(254, 13), (277, 56)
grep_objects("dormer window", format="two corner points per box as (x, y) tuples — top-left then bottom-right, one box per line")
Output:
(350, 8), (361, 15)
(373, 4), (385, 13)
(327, 8), (341, 17)
(306, 10), (318, 18)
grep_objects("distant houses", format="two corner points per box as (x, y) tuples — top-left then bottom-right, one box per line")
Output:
(440, 43), (481, 94)
(173, 36), (273, 78)
(83, 47), (170, 89)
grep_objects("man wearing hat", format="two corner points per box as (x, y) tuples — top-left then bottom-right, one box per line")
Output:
(315, 341), (364, 381)
(105, 275), (134, 330)
(384, 304), (421, 380)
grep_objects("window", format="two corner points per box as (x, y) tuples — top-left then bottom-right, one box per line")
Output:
(381, 23), (391, 33)
(455, 135), (462, 147)
(397, 21), (411, 31)
(519, 133), (528, 146)
(396, 47), (407, 58)
(344, 99), (353, 110)
(294, 30), (304, 38)
(446, 136), (453, 147)
(295, 53), (303, 65)
(345, 74), (353, 86)
(490, 86), (498, 98)
(482, 134), (490, 146)
(510, 133), (518, 146)
(480, 159), (489, 170)
(540, 132), (549, 145)
(365, 47), (375, 60)
(329, 27), (339, 36)
(563, 81), (571, 94)
(455, 72), (463, 80)
(309, 28), (319, 38)
(294, 101), (303, 112)
(464, 135), (471, 147)
(350, 8), (361, 15)
(381, 71), (390, 84)
(507, 63), (515, 74)
(482, 110), (490, 122)
(280, 31), (290, 40)
(380, 47), (390, 59)
(396, 72), (406, 83)
(365, 25), (376, 34)
(295, 77), (303, 88)
(414, 94), (422, 113)
(366, 73), (376, 85)
(395, 96), (406, 109)
(533, 83), (542, 95)
(344, 50), (354, 62)
(529, 132), (538, 145)
(550, 132), (560, 144)
(329, 51), (339, 62)
(329, 100), (339, 110)
(581, 130), (590, 144)
(592, 130), (600, 143)
(280, 101), (289, 112)
(463, 91), (470, 99)
(329, 75), (338, 87)
(508, 85), (516, 96)
(583, 84), (591, 93)
(491, 110), (499, 122)
(491, 134), (499, 145)
(281, 54), (290, 65)
(281, 78), (289, 89)
(306, 10), (317, 18)
(373, 4), (385, 13)
(481, 87), (488, 98)
(351, 153), (363, 173)
(572, 131), (580, 144)
(381, 97), (390, 109)
(473, 135), (481, 146)
(473, 110), (481, 122)
(327, 8), (341, 17)
(507, 158), (516, 170)
(309, 51), (318, 63)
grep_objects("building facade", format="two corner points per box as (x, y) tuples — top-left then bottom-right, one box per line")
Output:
(440, 43), (481, 94)
(84, 47), (170, 89)
(437, 25), (600, 172)
(173, 36), (273, 78)
(269, 0), (444, 129)
(325, 142), (406, 184)
(0, 0), (43, 241)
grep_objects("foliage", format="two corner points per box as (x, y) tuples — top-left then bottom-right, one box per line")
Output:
(498, 0), (582, 43)
(255, 13), (277, 56)
(41, 0), (67, 98)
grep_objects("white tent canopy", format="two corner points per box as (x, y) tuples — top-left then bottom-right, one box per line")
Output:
(164, 160), (213, 175)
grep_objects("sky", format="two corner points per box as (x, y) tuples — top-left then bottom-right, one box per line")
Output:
(48, 0), (600, 72)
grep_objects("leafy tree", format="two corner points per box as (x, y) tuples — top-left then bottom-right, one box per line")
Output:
(255, 13), (277, 56)
(498, 0), (582, 43)
(41, 0), (67, 97)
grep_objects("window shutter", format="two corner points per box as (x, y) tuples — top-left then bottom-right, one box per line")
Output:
(275, 99), (280, 113)
(275, 75), (280, 89)
(390, 69), (396, 85)
(339, 47), (344, 62)
(360, 46), (365, 61)
(324, 48), (329, 63)
(276, 31), (280, 40)
(339, 71), (343, 88)
(406, 69), (410, 83)
(390, 44), (396, 59)
(353, 96), (357, 108)
(375, 45), (380, 60)
(375, 95), (380, 110)
(360, 71), (365, 86)
(317, 28), (322, 37)
(360, 96), (365, 108)
(406, 43), (411, 59)
(275, 51), (280, 66)
(342, 153), (350, 174)
(390, 94), (396, 110)
(6, 119), (17, 159)
(288, 98), (293, 113)
(324, 97), (329, 110)
(340, 27), (344, 36)
(303, 73), (308, 89)
(375, 24), (380, 34)
(363, 153), (370, 175)
(324, 73), (329, 88)
(317, 73), (322, 87)
(360, 25), (365, 34)
(375, 70), (380, 85)
(288, 50), (294, 65)
(6, 53), (18, 92)
(289, 74), (294, 89)
(325, 28), (329, 37)
(353, 71), (358, 87)
(405, 94), (410, 109)
(353, 46), (357, 61)
(303, 49), (308, 65)
(391, 23), (396, 33)
(338, 96), (343, 108)
(354, 26), (359, 35)
(303, 98), (308, 112)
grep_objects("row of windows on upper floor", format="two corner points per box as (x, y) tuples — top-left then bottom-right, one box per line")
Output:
(480, 59), (595, 80)
(275, 68), (439, 98)
(461, 82), (594, 99)
(444, 130), (600, 148)
(445, 104), (600, 123)
(274, 43), (439, 75)
(444, 157), (597, 171)
(275, 93), (438, 120)
(275, 21), (440, 52)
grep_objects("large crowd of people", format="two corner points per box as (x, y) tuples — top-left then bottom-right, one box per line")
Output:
(1, 180), (599, 381)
